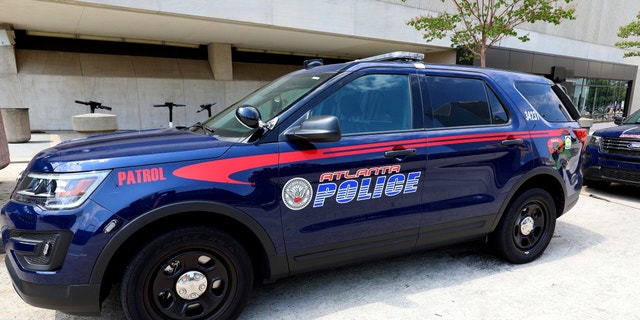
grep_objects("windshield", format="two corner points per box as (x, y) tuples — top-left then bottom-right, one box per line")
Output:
(192, 72), (335, 141)
(623, 109), (640, 124)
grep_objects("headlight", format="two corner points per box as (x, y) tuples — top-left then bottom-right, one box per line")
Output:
(587, 135), (602, 147)
(12, 170), (110, 210)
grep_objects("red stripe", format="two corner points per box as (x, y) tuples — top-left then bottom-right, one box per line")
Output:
(173, 129), (566, 184)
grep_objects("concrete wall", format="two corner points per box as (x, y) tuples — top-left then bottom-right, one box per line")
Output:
(70, 0), (443, 49)
(522, 1), (640, 49)
(0, 49), (300, 131)
(2, 0), (640, 130)
(403, 0), (640, 63)
(59, 0), (640, 62)
(424, 50), (457, 64)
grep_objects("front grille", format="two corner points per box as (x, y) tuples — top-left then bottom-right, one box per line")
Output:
(601, 167), (640, 184)
(602, 137), (640, 157)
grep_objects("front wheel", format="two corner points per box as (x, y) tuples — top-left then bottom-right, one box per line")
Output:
(121, 226), (253, 320)
(490, 188), (557, 264)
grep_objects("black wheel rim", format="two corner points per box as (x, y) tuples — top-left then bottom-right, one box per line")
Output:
(145, 249), (235, 319)
(512, 200), (548, 251)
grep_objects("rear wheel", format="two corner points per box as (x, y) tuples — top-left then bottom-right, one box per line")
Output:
(490, 188), (556, 264)
(121, 226), (253, 320)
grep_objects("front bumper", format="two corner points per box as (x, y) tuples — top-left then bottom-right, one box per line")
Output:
(582, 165), (640, 187)
(5, 256), (102, 316)
(1, 198), (115, 317)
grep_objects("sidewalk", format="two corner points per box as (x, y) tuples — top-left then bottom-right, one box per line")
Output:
(7, 131), (83, 163)
(0, 131), (83, 181)
(589, 120), (616, 132)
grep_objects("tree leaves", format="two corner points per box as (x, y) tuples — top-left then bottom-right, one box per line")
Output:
(405, 0), (575, 66)
(616, 12), (640, 58)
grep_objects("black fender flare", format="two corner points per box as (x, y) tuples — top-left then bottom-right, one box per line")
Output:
(89, 201), (289, 284)
(492, 166), (568, 229)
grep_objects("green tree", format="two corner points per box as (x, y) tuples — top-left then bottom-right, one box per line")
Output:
(616, 12), (640, 58)
(405, 0), (575, 67)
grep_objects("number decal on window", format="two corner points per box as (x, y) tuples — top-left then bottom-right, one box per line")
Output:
(524, 110), (540, 121)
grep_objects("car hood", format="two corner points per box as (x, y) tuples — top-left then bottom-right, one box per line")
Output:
(28, 129), (235, 172)
(595, 124), (640, 140)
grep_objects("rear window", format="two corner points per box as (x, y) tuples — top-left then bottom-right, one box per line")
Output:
(515, 82), (571, 122)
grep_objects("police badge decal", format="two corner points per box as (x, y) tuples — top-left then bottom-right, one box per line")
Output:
(282, 177), (313, 210)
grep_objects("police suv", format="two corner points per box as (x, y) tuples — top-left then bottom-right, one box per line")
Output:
(582, 108), (640, 188)
(2, 52), (587, 319)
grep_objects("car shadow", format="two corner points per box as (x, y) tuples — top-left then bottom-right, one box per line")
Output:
(238, 219), (602, 319)
(584, 183), (640, 204)
(52, 218), (602, 320)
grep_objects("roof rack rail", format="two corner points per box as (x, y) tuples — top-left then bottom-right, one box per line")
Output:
(356, 51), (424, 63)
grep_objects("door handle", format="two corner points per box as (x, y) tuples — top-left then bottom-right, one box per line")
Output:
(384, 148), (417, 158)
(501, 138), (524, 146)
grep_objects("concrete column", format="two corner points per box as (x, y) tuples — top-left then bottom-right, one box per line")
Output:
(208, 43), (233, 81)
(0, 25), (17, 74)
(0, 25), (23, 145)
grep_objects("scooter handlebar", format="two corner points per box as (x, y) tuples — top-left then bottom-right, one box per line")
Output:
(154, 103), (186, 108)
(76, 100), (113, 111)
(197, 103), (215, 113)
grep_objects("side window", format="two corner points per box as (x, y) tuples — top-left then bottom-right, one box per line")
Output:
(310, 74), (412, 134)
(425, 76), (508, 128)
(515, 82), (571, 122)
(487, 87), (509, 124)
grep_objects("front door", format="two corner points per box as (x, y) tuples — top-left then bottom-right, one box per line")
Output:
(278, 72), (427, 273)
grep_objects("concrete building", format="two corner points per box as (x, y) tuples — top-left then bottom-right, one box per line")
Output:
(0, 0), (639, 131)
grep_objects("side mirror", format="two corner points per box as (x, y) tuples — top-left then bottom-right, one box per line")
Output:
(235, 105), (262, 129)
(285, 115), (341, 142)
(614, 116), (625, 126)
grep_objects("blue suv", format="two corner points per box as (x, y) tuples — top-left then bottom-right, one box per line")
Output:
(2, 52), (586, 319)
(582, 109), (640, 188)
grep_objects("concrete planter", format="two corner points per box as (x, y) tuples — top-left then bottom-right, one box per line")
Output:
(0, 107), (31, 143)
(578, 118), (594, 134)
(72, 113), (118, 134)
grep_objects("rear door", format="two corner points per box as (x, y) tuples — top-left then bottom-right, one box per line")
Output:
(417, 73), (533, 248)
(278, 71), (428, 273)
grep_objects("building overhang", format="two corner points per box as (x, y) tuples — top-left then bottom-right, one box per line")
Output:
(0, 0), (446, 60)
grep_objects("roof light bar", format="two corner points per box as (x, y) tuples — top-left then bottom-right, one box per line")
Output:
(357, 51), (425, 62)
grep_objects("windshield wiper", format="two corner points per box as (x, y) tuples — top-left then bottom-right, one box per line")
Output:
(188, 122), (215, 136)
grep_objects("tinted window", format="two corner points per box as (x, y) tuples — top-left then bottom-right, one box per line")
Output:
(425, 76), (508, 128)
(488, 88), (509, 124)
(515, 82), (571, 122)
(623, 109), (640, 124)
(311, 74), (412, 134)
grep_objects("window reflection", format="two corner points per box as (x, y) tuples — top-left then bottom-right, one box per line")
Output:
(570, 78), (629, 122)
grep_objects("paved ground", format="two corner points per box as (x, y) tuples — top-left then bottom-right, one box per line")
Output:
(2, 123), (639, 320)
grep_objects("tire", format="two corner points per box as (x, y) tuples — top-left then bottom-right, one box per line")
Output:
(490, 188), (557, 264)
(583, 178), (611, 189)
(120, 226), (253, 320)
